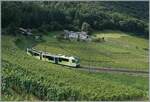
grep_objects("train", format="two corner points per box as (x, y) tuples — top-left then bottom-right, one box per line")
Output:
(26, 48), (80, 67)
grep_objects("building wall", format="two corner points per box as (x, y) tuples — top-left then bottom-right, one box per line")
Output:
(64, 30), (89, 40)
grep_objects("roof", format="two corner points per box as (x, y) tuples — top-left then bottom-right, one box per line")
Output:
(27, 48), (78, 59)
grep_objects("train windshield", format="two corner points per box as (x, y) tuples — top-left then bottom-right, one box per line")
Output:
(72, 58), (80, 63)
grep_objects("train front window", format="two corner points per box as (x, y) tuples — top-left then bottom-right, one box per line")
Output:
(72, 58), (80, 63)
(76, 59), (79, 63)
(72, 59), (76, 63)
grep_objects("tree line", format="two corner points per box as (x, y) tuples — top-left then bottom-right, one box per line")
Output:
(2, 1), (149, 38)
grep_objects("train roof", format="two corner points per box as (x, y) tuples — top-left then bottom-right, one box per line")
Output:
(43, 53), (76, 59)
(42, 52), (59, 57)
(59, 55), (78, 59)
(27, 48), (42, 54)
(27, 48), (79, 59)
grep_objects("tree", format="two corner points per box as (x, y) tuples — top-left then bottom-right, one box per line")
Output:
(81, 22), (90, 32)
(1, 1), (148, 38)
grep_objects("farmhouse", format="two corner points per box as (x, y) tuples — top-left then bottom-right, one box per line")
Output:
(64, 30), (89, 40)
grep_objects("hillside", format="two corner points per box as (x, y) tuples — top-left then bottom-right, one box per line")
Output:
(1, 30), (149, 101)
(32, 31), (148, 71)
(1, 1), (149, 101)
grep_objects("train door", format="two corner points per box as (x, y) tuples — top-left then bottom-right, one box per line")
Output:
(54, 57), (59, 64)
(40, 52), (42, 60)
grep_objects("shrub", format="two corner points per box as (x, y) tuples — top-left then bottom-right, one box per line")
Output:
(92, 37), (105, 42)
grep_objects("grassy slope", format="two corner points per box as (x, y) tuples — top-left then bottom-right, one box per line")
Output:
(1, 32), (149, 100)
(34, 31), (149, 71)
(2, 87), (38, 101)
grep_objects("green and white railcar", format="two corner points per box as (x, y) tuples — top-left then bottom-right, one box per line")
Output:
(27, 48), (80, 67)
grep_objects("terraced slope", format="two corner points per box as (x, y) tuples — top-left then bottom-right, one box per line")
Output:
(34, 31), (149, 71)
(1, 32), (149, 101)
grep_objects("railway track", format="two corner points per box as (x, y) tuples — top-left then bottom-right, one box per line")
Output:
(77, 65), (149, 75)
(56, 43), (149, 75)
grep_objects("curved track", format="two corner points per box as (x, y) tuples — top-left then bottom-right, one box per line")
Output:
(56, 42), (148, 75)
(76, 65), (149, 75)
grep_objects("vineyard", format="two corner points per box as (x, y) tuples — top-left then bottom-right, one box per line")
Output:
(1, 31), (149, 101)
(2, 60), (147, 101)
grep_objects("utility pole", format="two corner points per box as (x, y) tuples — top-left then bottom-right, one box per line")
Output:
(88, 42), (91, 73)
(89, 54), (91, 73)
(44, 45), (46, 61)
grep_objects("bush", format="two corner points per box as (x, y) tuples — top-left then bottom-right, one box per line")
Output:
(92, 37), (105, 42)
(56, 33), (65, 41)
(38, 24), (50, 33)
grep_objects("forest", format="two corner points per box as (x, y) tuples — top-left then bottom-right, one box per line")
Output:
(1, 1), (149, 38)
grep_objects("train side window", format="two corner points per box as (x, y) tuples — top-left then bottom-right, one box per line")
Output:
(43, 55), (47, 58)
(43, 55), (54, 61)
(47, 56), (54, 61)
(34, 53), (39, 56)
(59, 58), (69, 62)
(59, 58), (62, 62)
(43, 55), (47, 59)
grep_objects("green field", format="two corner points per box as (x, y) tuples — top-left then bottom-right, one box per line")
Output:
(1, 31), (149, 101)
(33, 31), (148, 71)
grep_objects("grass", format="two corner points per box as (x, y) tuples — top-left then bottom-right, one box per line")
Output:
(1, 87), (38, 101)
(93, 30), (128, 38)
(34, 31), (149, 71)
(1, 30), (149, 101)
